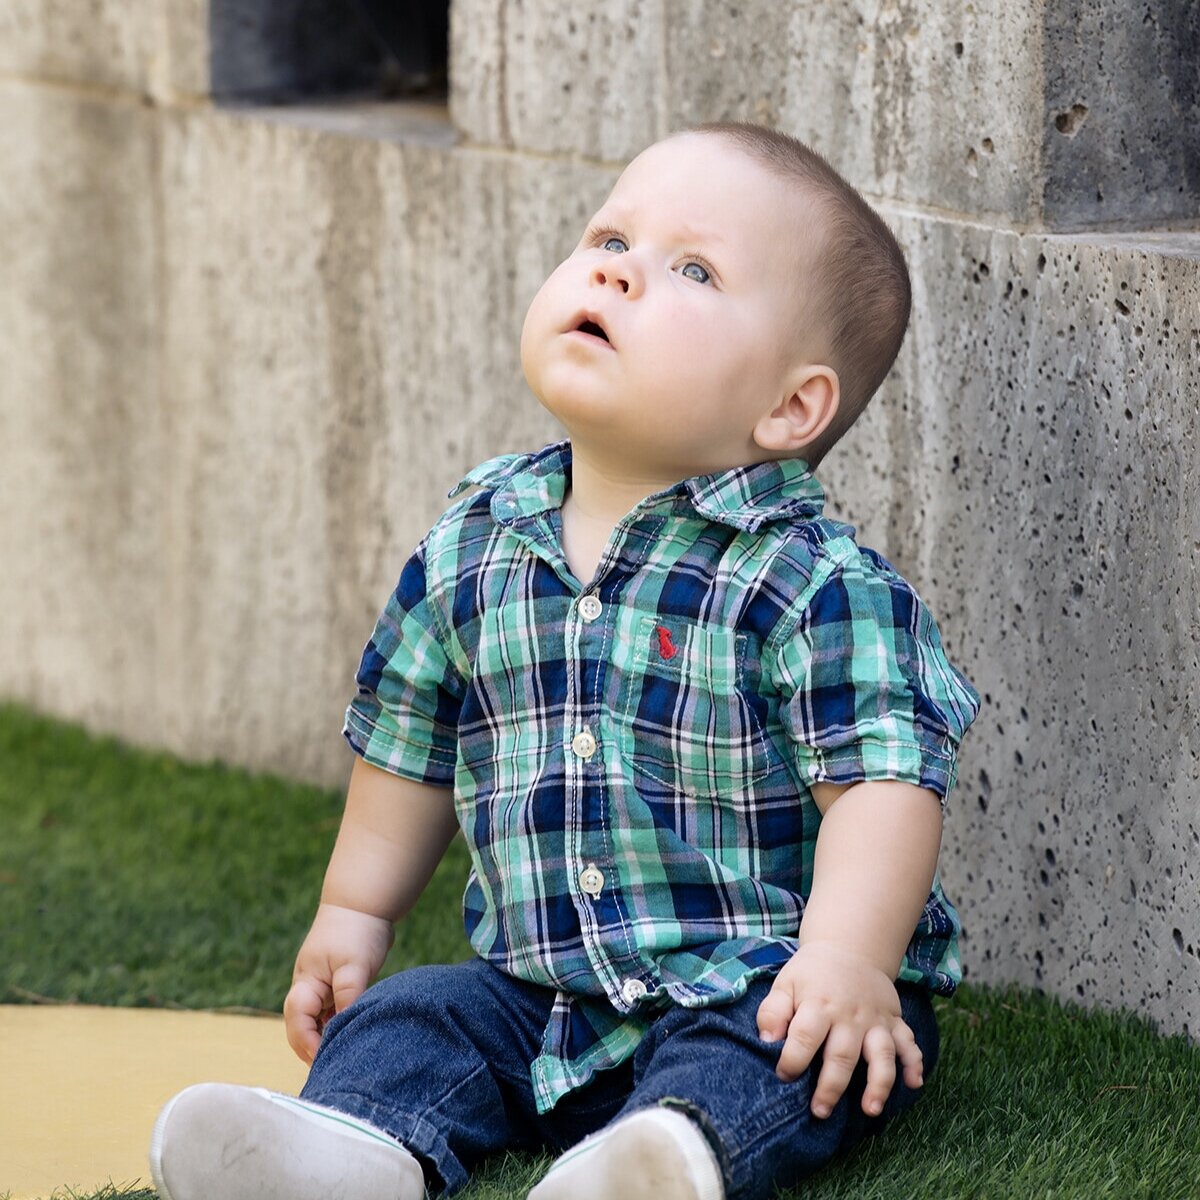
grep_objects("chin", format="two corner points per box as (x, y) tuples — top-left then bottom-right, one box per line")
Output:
(530, 370), (614, 425)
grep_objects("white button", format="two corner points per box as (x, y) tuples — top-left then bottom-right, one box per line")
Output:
(571, 729), (597, 759)
(579, 864), (604, 897)
(578, 594), (603, 622)
(621, 978), (648, 1004)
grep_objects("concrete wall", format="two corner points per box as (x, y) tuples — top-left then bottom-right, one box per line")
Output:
(1, 1), (1197, 1038)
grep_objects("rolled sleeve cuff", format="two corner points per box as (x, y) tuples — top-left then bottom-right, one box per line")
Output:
(795, 734), (959, 807)
(343, 699), (458, 788)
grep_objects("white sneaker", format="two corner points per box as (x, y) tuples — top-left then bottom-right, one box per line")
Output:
(149, 1082), (426, 1200)
(528, 1106), (725, 1200)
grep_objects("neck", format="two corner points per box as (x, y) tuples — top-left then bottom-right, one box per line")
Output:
(564, 443), (682, 530)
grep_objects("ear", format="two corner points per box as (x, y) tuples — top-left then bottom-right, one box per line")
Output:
(752, 363), (840, 456)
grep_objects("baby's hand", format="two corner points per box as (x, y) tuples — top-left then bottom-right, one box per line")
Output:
(283, 903), (395, 1064)
(755, 941), (923, 1120)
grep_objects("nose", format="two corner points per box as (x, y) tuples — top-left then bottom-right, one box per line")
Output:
(589, 256), (642, 298)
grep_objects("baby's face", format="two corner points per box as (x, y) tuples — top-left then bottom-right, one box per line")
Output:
(521, 133), (817, 480)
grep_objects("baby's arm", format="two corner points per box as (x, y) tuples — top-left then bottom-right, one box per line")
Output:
(283, 756), (458, 1063)
(755, 779), (942, 1120)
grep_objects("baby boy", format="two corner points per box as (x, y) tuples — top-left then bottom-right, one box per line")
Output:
(149, 122), (980, 1200)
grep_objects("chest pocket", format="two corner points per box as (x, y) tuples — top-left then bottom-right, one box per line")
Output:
(614, 614), (775, 800)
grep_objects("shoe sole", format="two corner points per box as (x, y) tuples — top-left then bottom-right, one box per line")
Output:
(531, 1109), (723, 1200)
(148, 1082), (422, 1200)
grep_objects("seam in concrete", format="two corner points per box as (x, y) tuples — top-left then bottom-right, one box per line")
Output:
(7, 70), (1195, 246)
(0, 71), (213, 111)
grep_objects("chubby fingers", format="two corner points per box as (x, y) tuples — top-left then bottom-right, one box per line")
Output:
(773, 999), (833, 1086)
(785, 1013), (923, 1120)
(855, 1018), (923, 1119)
(892, 1017), (925, 1090)
(331, 961), (372, 1015)
(284, 976), (330, 1065)
(859, 1024), (898, 1116)
(807, 1021), (864, 1118)
(755, 977), (799, 1044)
(757, 979), (833, 1086)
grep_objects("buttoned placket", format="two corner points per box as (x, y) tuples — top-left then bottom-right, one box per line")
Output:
(557, 510), (669, 1015)
(495, 489), (678, 1016)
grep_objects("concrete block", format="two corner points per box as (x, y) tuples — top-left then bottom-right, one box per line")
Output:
(0, 0), (213, 102)
(454, 0), (1196, 228)
(154, 107), (614, 783)
(662, 0), (793, 130)
(450, 0), (664, 160)
(819, 217), (1200, 1039)
(1043, 0), (1200, 229)
(0, 0), (157, 92)
(156, 0), (211, 101)
(668, 0), (1044, 224)
(452, 0), (1043, 219)
(448, 0), (507, 146)
(0, 84), (161, 743)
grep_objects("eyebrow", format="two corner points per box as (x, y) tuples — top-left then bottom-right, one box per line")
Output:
(594, 207), (729, 251)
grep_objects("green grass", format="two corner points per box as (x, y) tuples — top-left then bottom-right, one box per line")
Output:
(0, 703), (472, 1009)
(3, 702), (1199, 1199)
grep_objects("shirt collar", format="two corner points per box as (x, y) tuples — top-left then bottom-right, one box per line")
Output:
(450, 440), (826, 532)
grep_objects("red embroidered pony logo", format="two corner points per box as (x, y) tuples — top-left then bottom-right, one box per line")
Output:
(654, 625), (678, 660)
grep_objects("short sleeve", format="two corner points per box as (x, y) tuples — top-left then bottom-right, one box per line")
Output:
(774, 554), (981, 806)
(343, 540), (465, 786)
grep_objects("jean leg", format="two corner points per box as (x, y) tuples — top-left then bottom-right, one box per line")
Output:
(300, 958), (558, 1195)
(615, 979), (939, 1200)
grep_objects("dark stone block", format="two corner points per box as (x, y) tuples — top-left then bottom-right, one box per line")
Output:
(209, 0), (448, 103)
(1043, 0), (1200, 230)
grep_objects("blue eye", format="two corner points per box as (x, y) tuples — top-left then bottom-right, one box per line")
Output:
(601, 236), (628, 253)
(681, 262), (711, 284)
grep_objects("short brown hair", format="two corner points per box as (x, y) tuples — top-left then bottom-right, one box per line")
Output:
(690, 122), (912, 469)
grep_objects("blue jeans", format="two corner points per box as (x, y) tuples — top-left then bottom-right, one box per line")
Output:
(301, 958), (938, 1200)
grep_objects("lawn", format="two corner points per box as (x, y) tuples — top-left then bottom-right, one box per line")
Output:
(2, 702), (1198, 1199)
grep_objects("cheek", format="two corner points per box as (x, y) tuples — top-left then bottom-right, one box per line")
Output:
(654, 311), (757, 386)
(519, 277), (559, 374)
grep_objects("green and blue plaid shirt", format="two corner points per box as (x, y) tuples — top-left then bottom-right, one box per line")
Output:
(344, 441), (980, 1112)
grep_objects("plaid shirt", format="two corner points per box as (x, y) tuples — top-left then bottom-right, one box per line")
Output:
(344, 440), (980, 1112)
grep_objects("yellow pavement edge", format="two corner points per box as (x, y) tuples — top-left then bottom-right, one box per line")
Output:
(0, 1004), (309, 1200)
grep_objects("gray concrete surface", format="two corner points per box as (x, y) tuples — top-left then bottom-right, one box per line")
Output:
(0, 82), (161, 745)
(452, 0), (1199, 231)
(0, 0), (209, 101)
(451, 0), (1047, 221)
(1043, 0), (1200, 230)
(0, 0), (160, 94)
(823, 220), (1200, 1028)
(1, 3), (1198, 1043)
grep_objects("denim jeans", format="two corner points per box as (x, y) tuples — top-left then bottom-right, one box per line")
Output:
(301, 958), (938, 1200)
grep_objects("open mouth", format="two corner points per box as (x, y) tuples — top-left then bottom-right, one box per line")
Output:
(573, 317), (612, 345)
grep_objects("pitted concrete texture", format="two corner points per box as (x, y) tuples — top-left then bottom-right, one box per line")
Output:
(1043, 0), (1200, 229)
(451, 0), (1198, 229)
(667, 0), (1045, 225)
(820, 221), (1200, 1037)
(0, 1005), (307, 1200)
